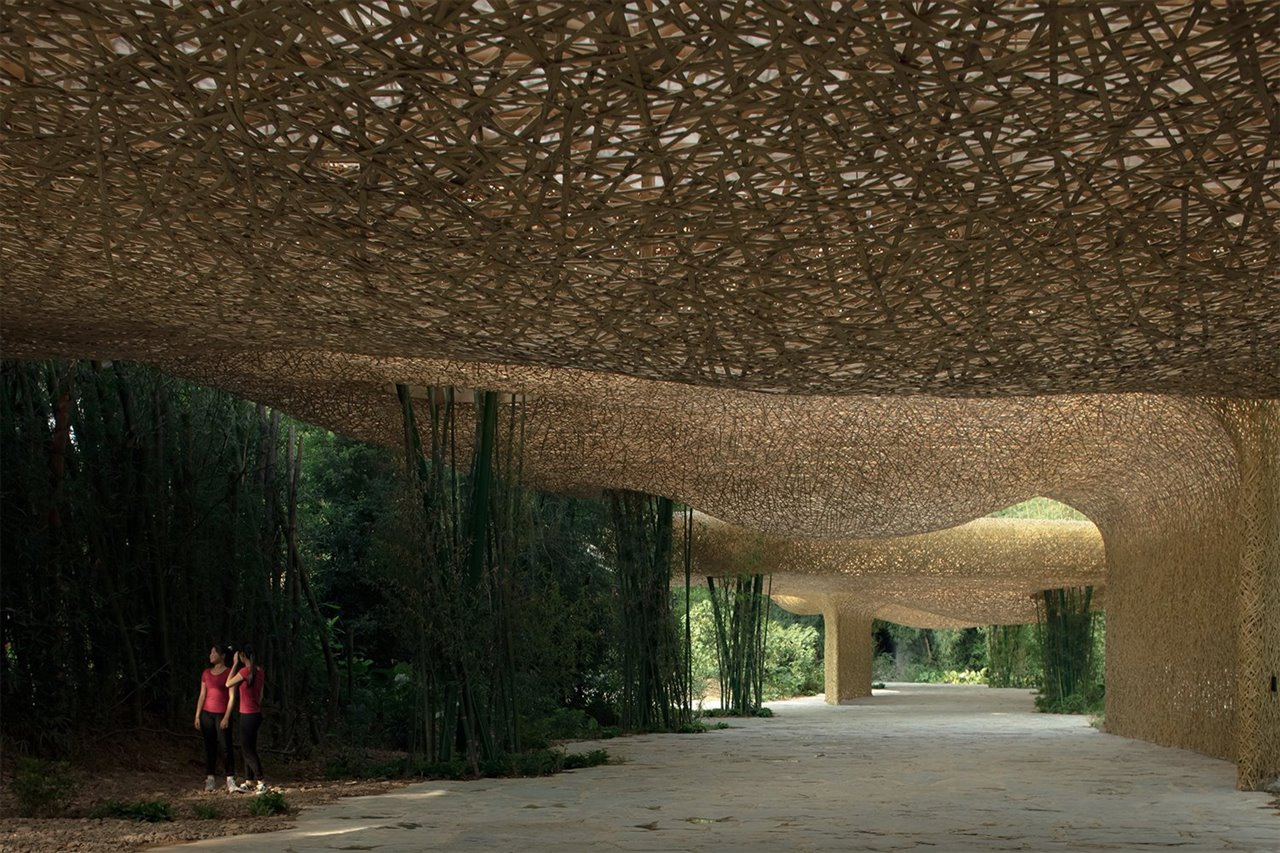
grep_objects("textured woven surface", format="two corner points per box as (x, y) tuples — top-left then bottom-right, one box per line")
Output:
(2, 1), (1278, 396)
(1, 2), (1277, 788)
(687, 515), (1106, 627)
(111, 352), (1240, 536)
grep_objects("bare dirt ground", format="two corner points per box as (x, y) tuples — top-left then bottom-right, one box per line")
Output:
(0, 730), (412, 853)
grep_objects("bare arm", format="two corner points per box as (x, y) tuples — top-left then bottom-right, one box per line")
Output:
(221, 687), (235, 730)
(226, 664), (245, 687)
(194, 681), (207, 730)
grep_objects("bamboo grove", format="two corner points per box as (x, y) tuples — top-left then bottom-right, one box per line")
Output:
(0, 360), (706, 762)
(0, 360), (334, 753)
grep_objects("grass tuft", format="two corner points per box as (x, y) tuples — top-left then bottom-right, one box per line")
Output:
(191, 802), (220, 820)
(249, 790), (288, 817)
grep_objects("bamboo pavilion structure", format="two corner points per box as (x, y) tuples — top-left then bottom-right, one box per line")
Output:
(1, 2), (1276, 789)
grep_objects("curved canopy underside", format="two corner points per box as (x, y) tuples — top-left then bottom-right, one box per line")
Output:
(688, 515), (1107, 628)
(146, 351), (1234, 539)
(2, 1), (1278, 398)
(0, 3), (1274, 634)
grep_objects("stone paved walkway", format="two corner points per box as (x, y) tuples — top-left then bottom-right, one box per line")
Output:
(163, 685), (1279, 851)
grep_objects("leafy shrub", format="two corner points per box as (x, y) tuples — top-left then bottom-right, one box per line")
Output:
(762, 623), (823, 699)
(682, 596), (825, 703)
(872, 652), (897, 683)
(191, 802), (220, 819)
(400, 748), (610, 780)
(520, 707), (602, 749)
(91, 800), (173, 822)
(496, 750), (559, 777)
(560, 749), (609, 770)
(941, 668), (987, 685)
(249, 790), (288, 816)
(700, 706), (773, 718)
(901, 663), (946, 683)
(1035, 683), (1104, 715)
(411, 758), (467, 779)
(10, 756), (78, 817)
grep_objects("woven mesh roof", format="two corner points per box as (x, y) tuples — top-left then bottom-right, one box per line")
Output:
(2, 2), (1277, 783)
(689, 514), (1106, 627)
(2, 2), (1278, 396)
(135, 351), (1233, 538)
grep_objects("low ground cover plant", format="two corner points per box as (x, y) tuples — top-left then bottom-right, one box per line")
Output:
(10, 757), (78, 817)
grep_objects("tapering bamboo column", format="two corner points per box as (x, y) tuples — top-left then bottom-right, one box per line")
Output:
(821, 597), (874, 704)
(1231, 401), (1280, 791)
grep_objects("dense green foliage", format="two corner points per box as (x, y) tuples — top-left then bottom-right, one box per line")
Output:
(1035, 588), (1105, 714)
(608, 490), (690, 730)
(9, 757), (78, 817)
(987, 624), (1041, 688)
(988, 497), (1089, 521)
(392, 385), (522, 769)
(705, 574), (769, 713)
(683, 592), (823, 703)
(2, 360), (757, 775)
(873, 623), (987, 683)
(874, 623), (1034, 686)
(869, 613), (1104, 714)
(1, 360), (335, 753)
(190, 802), (221, 819)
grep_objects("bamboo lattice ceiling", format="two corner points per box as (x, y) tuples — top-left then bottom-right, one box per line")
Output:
(689, 514), (1107, 626)
(2, 2), (1278, 397)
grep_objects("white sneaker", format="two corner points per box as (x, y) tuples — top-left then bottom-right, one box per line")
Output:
(254, 781), (268, 795)
(226, 776), (244, 793)
(204, 775), (216, 792)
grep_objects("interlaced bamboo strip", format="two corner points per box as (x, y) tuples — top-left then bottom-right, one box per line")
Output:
(1, 2), (1277, 397)
(686, 514), (1106, 627)
(1223, 401), (1280, 790)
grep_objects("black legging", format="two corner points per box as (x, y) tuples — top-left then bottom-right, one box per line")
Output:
(200, 710), (235, 777)
(239, 712), (263, 781)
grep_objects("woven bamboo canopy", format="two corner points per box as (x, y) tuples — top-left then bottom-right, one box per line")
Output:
(2, 2), (1278, 396)
(0, 2), (1277, 787)
(691, 514), (1106, 627)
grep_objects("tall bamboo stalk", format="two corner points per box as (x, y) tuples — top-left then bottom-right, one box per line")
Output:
(397, 385), (524, 771)
(1036, 586), (1096, 706)
(608, 490), (684, 731)
(706, 573), (771, 714)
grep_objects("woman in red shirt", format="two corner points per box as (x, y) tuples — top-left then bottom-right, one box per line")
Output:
(194, 644), (243, 793)
(227, 645), (267, 793)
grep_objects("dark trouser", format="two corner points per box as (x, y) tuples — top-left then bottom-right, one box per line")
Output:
(239, 712), (263, 781)
(200, 710), (234, 776)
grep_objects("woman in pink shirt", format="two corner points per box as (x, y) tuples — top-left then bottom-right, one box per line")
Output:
(194, 644), (243, 792)
(227, 644), (267, 793)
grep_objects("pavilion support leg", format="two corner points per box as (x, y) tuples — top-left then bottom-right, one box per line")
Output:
(1231, 401), (1280, 791)
(822, 600), (874, 704)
